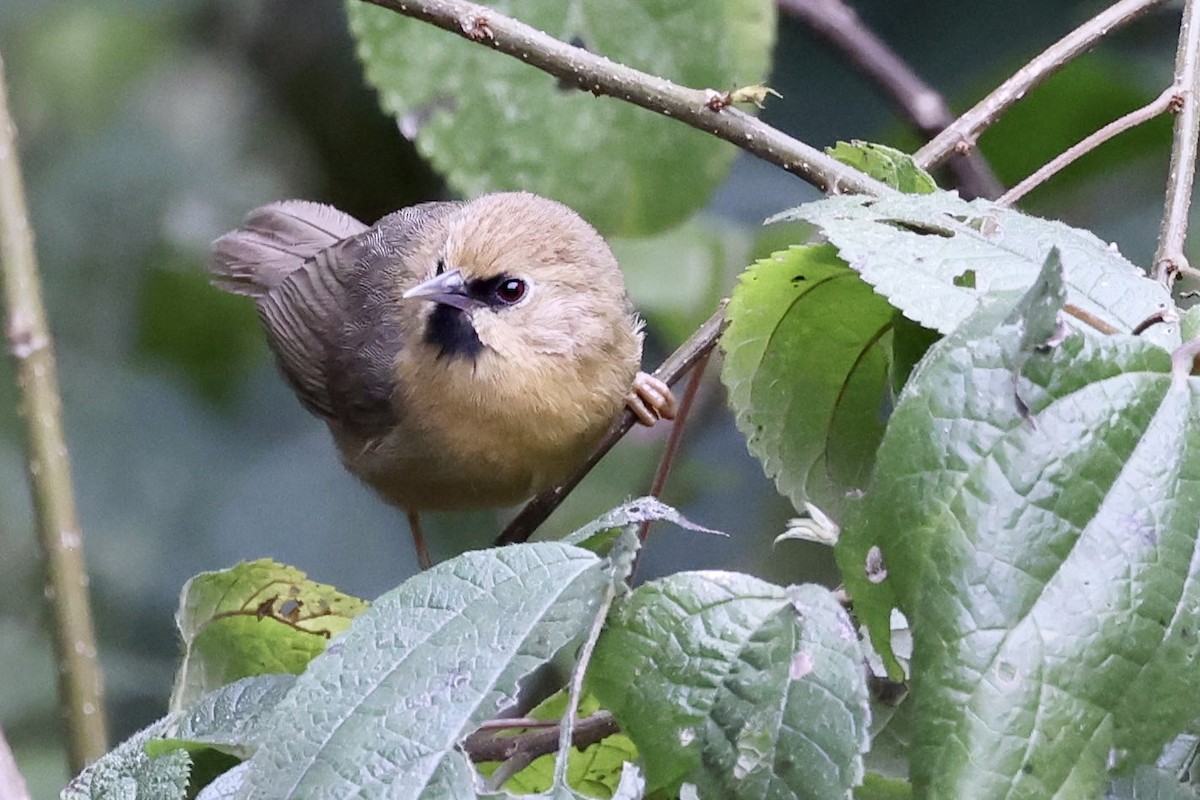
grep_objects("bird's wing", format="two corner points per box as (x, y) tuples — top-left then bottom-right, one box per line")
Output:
(257, 201), (463, 434)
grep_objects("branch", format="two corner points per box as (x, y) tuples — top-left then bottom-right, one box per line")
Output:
(777, 0), (1003, 199)
(915, 0), (1171, 170)
(0, 53), (107, 772)
(361, 0), (893, 197)
(496, 304), (728, 546)
(0, 725), (31, 800)
(463, 711), (619, 767)
(999, 86), (1178, 206)
(1155, 0), (1200, 284)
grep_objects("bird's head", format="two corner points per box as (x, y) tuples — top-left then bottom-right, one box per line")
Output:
(402, 192), (637, 365)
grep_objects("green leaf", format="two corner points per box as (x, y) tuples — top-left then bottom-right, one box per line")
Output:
(149, 675), (296, 760)
(590, 573), (869, 797)
(842, 254), (1200, 797)
(721, 243), (894, 518)
(61, 715), (190, 800)
(1107, 766), (1200, 800)
(826, 141), (937, 195)
(345, 0), (776, 236)
(239, 543), (610, 799)
(771, 192), (1177, 349)
(170, 559), (368, 710)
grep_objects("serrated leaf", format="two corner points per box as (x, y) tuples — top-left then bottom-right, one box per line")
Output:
(238, 543), (610, 799)
(149, 674), (296, 760)
(590, 573), (869, 798)
(826, 141), (936, 195)
(170, 559), (368, 710)
(771, 192), (1177, 349)
(345, 0), (775, 236)
(841, 258), (1200, 797)
(721, 244), (894, 518)
(61, 715), (190, 800)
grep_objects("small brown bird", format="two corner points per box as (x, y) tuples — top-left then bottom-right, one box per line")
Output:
(209, 192), (675, 568)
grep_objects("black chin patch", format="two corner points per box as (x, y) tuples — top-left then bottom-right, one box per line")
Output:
(426, 304), (483, 361)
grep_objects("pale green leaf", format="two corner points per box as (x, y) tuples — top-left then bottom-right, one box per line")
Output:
(61, 715), (190, 800)
(345, 0), (775, 236)
(826, 141), (936, 195)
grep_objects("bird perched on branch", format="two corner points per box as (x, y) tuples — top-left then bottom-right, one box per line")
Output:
(209, 192), (675, 568)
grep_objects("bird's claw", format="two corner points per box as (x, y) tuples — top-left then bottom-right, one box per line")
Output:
(627, 372), (677, 427)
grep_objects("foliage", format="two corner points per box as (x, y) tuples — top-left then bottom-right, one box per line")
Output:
(6, 0), (1198, 799)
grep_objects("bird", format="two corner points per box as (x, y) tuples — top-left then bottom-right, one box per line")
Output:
(208, 191), (676, 569)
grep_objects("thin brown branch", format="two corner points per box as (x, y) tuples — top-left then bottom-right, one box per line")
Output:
(360, 0), (893, 198)
(464, 711), (620, 764)
(630, 348), (712, 580)
(999, 87), (1178, 206)
(776, 0), (1003, 199)
(1156, 0), (1200, 284)
(0, 725), (32, 800)
(0, 53), (107, 771)
(496, 304), (728, 546)
(915, 0), (1171, 170)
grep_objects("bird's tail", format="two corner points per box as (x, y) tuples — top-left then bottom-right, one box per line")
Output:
(208, 201), (368, 297)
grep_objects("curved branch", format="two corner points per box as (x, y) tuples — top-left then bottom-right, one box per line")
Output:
(915, 0), (1171, 169)
(1156, 0), (1200, 283)
(0, 53), (107, 771)
(360, 0), (893, 197)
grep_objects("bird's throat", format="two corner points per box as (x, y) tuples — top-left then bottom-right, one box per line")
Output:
(426, 304), (483, 361)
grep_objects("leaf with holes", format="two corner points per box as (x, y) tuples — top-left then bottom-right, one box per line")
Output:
(721, 243), (894, 519)
(839, 252), (1200, 798)
(772, 192), (1177, 349)
(346, 0), (775, 236)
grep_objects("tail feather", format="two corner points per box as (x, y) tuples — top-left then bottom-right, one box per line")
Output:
(209, 201), (368, 297)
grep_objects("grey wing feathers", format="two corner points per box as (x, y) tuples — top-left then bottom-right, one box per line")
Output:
(209, 201), (368, 297)
(210, 199), (461, 435)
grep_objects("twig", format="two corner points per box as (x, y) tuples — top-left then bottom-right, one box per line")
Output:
(1155, 0), (1200, 284)
(495, 304), (728, 546)
(360, 0), (893, 198)
(915, 0), (1171, 170)
(0, 725), (32, 800)
(776, 0), (1003, 199)
(630, 348), (712, 580)
(0, 54), (107, 771)
(999, 86), (1178, 206)
(464, 711), (619, 765)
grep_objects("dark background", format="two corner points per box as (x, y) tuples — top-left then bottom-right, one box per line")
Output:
(0, 0), (1179, 794)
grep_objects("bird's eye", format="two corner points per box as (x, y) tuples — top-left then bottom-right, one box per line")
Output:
(494, 278), (527, 304)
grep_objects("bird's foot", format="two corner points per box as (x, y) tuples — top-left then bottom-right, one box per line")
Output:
(626, 372), (677, 427)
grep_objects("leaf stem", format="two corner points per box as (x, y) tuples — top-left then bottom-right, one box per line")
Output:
(999, 87), (1178, 206)
(776, 0), (1003, 199)
(1155, 0), (1200, 284)
(915, 0), (1171, 170)
(0, 53), (107, 772)
(359, 0), (893, 197)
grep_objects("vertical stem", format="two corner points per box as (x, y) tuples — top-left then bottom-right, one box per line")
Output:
(0, 53), (107, 771)
(1155, 0), (1200, 284)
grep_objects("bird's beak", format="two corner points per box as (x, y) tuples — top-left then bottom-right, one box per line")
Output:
(402, 269), (478, 311)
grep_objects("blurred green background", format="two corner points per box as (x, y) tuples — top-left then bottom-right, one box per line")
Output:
(0, 0), (1180, 795)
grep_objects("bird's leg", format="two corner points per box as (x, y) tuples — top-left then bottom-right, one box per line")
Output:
(407, 509), (433, 570)
(626, 371), (677, 426)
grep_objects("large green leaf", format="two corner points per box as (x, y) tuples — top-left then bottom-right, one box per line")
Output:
(170, 559), (368, 710)
(345, 0), (775, 236)
(771, 192), (1177, 349)
(840, 254), (1200, 797)
(721, 244), (894, 518)
(238, 543), (610, 799)
(590, 572), (869, 798)
(61, 715), (190, 800)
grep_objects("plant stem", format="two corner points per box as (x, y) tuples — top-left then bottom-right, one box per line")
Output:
(915, 0), (1171, 170)
(495, 304), (728, 546)
(999, 87), (1177, 206)
(777, 0), (1003, 199)
(1155, 0), (1200, 284)
(360, 0), (893, 197)
(0, 53), (107, 772)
